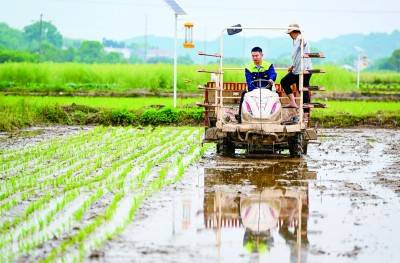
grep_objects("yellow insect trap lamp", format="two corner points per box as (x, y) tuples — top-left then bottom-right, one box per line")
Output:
(183, 22), (194, 48)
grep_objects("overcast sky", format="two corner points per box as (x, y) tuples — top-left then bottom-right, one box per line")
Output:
(2, 0), (400, 41)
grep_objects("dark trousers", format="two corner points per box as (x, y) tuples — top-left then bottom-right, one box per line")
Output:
(238, 91), (247, 122)
(280, 72), (312, 111)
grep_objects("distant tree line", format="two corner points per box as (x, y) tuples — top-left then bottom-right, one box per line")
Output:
(371, 49), (400, 71)
(0, 21), (193, 64)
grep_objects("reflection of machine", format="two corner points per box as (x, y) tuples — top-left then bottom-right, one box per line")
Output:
(240, 190), (281, 253)
(203, 159), (316, 261)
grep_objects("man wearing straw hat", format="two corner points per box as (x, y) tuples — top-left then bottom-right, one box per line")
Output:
(280, 23), (312, 108)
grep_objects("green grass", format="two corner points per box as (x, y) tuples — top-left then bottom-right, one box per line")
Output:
(314, 100), (400, 116)
(361, 71), (400, 85)
(0, 95), (203, 131)
(1, 95), (400, 131)
(312, 100), (400, 127)
(1, 62), (398, 95)
(0, 95), (199, 110)
(0, 63), (243, 93)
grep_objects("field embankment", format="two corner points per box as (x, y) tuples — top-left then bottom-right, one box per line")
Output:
(1, 95), (400, 131)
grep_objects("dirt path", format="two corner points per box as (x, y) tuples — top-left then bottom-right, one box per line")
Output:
(96, 129), (400, 263)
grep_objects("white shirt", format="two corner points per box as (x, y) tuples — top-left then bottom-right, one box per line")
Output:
(292, 34), (312, 75)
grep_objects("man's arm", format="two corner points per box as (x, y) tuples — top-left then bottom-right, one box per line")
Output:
(267, 64), (277, 81)
(245, 69), (256, 91)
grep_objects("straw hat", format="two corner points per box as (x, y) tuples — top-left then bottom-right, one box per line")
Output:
(286, 23), (301, 34)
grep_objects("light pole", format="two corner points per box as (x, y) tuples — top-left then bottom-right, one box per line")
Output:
(354, 46), (365, 89)
(163, 0), (186, 108)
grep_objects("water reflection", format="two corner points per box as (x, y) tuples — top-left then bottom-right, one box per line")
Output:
(203, 158), (316, 262)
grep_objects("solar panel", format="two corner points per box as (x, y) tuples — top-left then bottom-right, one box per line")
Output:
(164, 0), (186, 15)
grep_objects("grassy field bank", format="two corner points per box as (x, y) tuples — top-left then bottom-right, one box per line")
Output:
(0, 95), (203, 131)
(1, 63), (399, 95)
(1, 95), (399, 131)
(1, 95), (199, 110)
(312, 100), (400, 127)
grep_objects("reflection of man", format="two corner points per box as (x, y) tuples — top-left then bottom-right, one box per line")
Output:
(236, 47), (277, 123)
(243, 229), (273, 254)
(240, 196), (280, 253)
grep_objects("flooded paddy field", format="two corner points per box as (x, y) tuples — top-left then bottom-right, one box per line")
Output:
(100, 129), (400, 263)
(1, 127), (399, 262)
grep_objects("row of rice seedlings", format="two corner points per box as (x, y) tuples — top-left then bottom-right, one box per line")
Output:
(31, 131), (191, 260)
(2, 127), (191, 260)
(0, 130), (124, 180)
(128, 131), (194, 190)
(3, 128), (152, 223)
(40, 128), (198, 262)
(0, 126), (109, 172)
(0, 127), (188, 260)
(0, 133), (152, 260)
(69, 129), (204, 260)
(65, 127), (186, 193)
(0, 126), (136, 183)
(0, 189), (81, 251)
(168, 134), (208, 185)
(0, 126), (153, 207)
(0, 128), (107, 188)
(0, 126), (122, 162)
(0, 126), (150, 183)
(1, 191), (96, 262)
(0, 127), (173, 230)
(69, 130), (208, 261)
(8, 161), (136, 260)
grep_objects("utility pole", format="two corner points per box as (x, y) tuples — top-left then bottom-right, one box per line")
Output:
(163, 0), (186, 108)
(39, 13), (43, 61)
(354, 46), (365, 89)
(357, 53), (361, 89)
(203, 27), (207, 65)
(144, 14), (148, 62)
(173, 13), (178, 107)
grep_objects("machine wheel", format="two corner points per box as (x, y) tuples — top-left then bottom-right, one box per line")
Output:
(302, 140), (309, 155)
(288, 133), (304, 157)
(216, 140), (235, 156)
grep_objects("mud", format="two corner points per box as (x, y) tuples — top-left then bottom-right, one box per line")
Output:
(94, 129), (400, 263)
(0, 125), (92, 150)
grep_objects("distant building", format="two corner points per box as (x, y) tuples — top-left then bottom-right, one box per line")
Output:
(147, 48), (173, 58)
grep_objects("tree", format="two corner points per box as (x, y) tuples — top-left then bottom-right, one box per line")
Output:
(129, 54), (144, 64)
(0, 48), (38, 63)
(77, 41), (105, 63)
(23, 21), (63, 50)
(104, 52), (126, 64)
(388, 49), (400, 71)
(62, 47), (76, 62)
(178, 54), (194, 65)
(0, 23), (27, 50)
(147, 56), (173, 64)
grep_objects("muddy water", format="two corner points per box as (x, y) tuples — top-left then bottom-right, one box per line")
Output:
(0, 125), (92, 150)
(96, 129), (400, 263)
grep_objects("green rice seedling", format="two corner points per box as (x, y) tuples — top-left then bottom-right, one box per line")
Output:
(0, 127), (207, 262)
